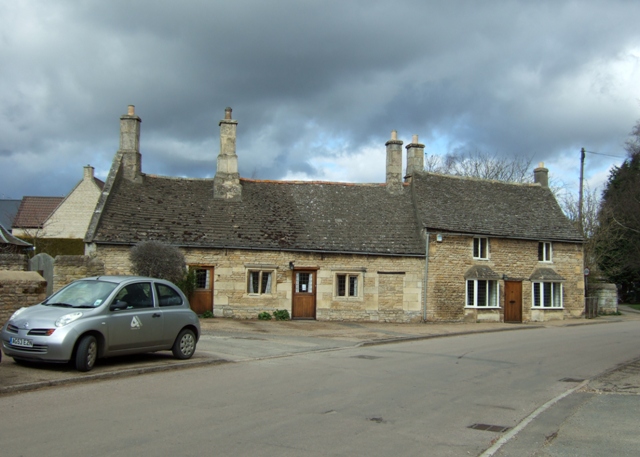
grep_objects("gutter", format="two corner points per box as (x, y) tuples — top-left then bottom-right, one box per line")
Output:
(90, 241), (426, 258)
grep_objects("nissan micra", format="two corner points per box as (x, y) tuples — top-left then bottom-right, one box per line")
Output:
(1, 276), (200, 371)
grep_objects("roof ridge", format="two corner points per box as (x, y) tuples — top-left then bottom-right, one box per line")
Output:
(422, 171), (539, 187)
(241, 178), (404, 188)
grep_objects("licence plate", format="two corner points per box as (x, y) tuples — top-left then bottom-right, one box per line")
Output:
(10, 337), (33, 348)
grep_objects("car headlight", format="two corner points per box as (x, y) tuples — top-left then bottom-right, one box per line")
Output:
(9, 307), (26, 321)
(55, 312), (83, 327)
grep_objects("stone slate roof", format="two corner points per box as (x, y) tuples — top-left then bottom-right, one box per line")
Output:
(13, 196), (64, 229)
(91, 176), (425, 256)
(411, 172), (583, 242)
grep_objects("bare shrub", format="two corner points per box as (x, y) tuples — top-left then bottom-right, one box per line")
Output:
(129, 241), (186, 284)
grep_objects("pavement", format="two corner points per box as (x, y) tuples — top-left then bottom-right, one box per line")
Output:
(2, 306), (640, 456)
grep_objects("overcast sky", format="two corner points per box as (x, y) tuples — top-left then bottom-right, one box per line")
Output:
(1, 1), (639, 201)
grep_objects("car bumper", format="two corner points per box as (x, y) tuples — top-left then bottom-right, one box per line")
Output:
(1, 327), (79, 363)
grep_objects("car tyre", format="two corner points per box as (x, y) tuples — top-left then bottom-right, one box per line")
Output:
(75, 335), (98, 372)
(172, 328), (196, 360)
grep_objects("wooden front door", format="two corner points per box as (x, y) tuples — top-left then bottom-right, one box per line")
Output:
(292, 270), (316, 319)
(504, 280), (522, 323)
(190, 266), (214, 315)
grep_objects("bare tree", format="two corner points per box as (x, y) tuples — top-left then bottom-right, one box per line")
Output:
(424, 149), (533, 183)
(557, 183), (610, 277)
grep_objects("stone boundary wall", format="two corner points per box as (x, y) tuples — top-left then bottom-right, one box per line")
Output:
(0, 271), (46, 325)
(0, 254), (28, 271)
(588, 282), (618, 313)
(53, 255), (105, 293)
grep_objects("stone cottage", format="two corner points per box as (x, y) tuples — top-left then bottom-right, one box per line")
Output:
(39, 165), (105, 240)
(84, 106), (584, 323)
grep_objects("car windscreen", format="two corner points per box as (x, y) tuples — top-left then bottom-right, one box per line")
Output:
(43, 280), (119, 308)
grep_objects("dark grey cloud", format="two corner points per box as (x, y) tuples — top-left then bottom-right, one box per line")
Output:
(1, 0), (638, 199)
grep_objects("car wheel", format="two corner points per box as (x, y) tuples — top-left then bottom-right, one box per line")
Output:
(75, 335), (98, 372)
(172, 328), (196, 360)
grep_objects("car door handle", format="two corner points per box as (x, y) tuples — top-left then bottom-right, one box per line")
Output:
(152, 313), (161, 318)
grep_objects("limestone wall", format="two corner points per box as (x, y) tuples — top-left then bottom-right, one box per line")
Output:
(0, 271), (46, 325)
(91, 235), (584, 324)
(0, 254), (28, 271)
(588, 282), (618, 313)
(426, 234), (584, 322)
(52, 255), (105, 292)
(94, 244), (424, 322)
(40, 174), (102, 239)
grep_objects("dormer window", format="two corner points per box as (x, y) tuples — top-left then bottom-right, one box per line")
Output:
(473, 237), (489, 260)
(538, 242), (552, 262)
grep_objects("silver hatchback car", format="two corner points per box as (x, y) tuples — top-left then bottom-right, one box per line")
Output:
(1, 276), (201, 371)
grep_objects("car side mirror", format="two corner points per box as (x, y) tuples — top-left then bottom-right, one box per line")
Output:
(110, 300), (129, 311)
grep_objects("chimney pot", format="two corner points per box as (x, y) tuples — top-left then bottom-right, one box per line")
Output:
(83, 165), (95, 180)
(214, 107), (241, 200)
(405, 134), (425, 182)
(385, 131), (403, 193)
(534, 163), (549, 188)
(119, 105), (142, 183)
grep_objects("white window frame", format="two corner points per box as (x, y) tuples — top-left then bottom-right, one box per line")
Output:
(473, 237), (489, 260)
(532, 282), (563, 308)
(465, 279), (500, 308)
(538, 242), (552, 262)
(246, 269), (275, 295)
(334, 272), (362, 299)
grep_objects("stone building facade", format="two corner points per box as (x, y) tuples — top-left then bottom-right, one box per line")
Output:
(40, 166), (104, 239)
(83, 106), (584, 323)
(426, 236), (584, 322)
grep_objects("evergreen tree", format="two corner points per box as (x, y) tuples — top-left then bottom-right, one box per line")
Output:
(597, 120), (640, 302)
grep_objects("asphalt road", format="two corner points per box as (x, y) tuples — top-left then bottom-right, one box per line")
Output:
(1, 319), (639, 457)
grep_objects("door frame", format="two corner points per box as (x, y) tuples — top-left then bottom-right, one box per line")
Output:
(189, 265), (215, 315)
(504, 280), (523, 323)
(291, 268), (318, 320)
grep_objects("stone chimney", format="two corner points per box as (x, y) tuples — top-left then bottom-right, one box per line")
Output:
(534, 162), (549, 188)
(385, 130), (403, 194)
(83, 164), (95, 181)
(119, 105), (142, 183)
(405, 134), (425, 182)
(213, 107), (242, 200)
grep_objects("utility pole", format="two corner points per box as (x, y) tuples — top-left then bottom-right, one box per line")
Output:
(578, 147), (585, 237)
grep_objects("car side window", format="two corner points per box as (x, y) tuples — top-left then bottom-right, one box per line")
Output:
(155, 283), (184, 307)
(113, 283), (154, 309)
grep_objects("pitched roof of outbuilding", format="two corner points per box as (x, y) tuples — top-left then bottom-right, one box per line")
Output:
(13, 196), (64, 229)
(0, 223), (32, 247)
(411, 172), (583, 242)
(91, 176), (425, 256)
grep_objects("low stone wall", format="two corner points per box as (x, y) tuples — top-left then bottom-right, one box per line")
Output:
(0, 254), (28, 271)
(0, 271), (47, 325)
(53, 255), (105, 293)
(588, 282), (618, 313)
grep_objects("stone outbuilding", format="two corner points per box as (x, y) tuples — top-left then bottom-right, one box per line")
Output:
(84, 106), (584, 323)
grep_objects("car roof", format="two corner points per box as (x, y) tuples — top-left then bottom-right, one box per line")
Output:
(79, 275), (171, 285)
